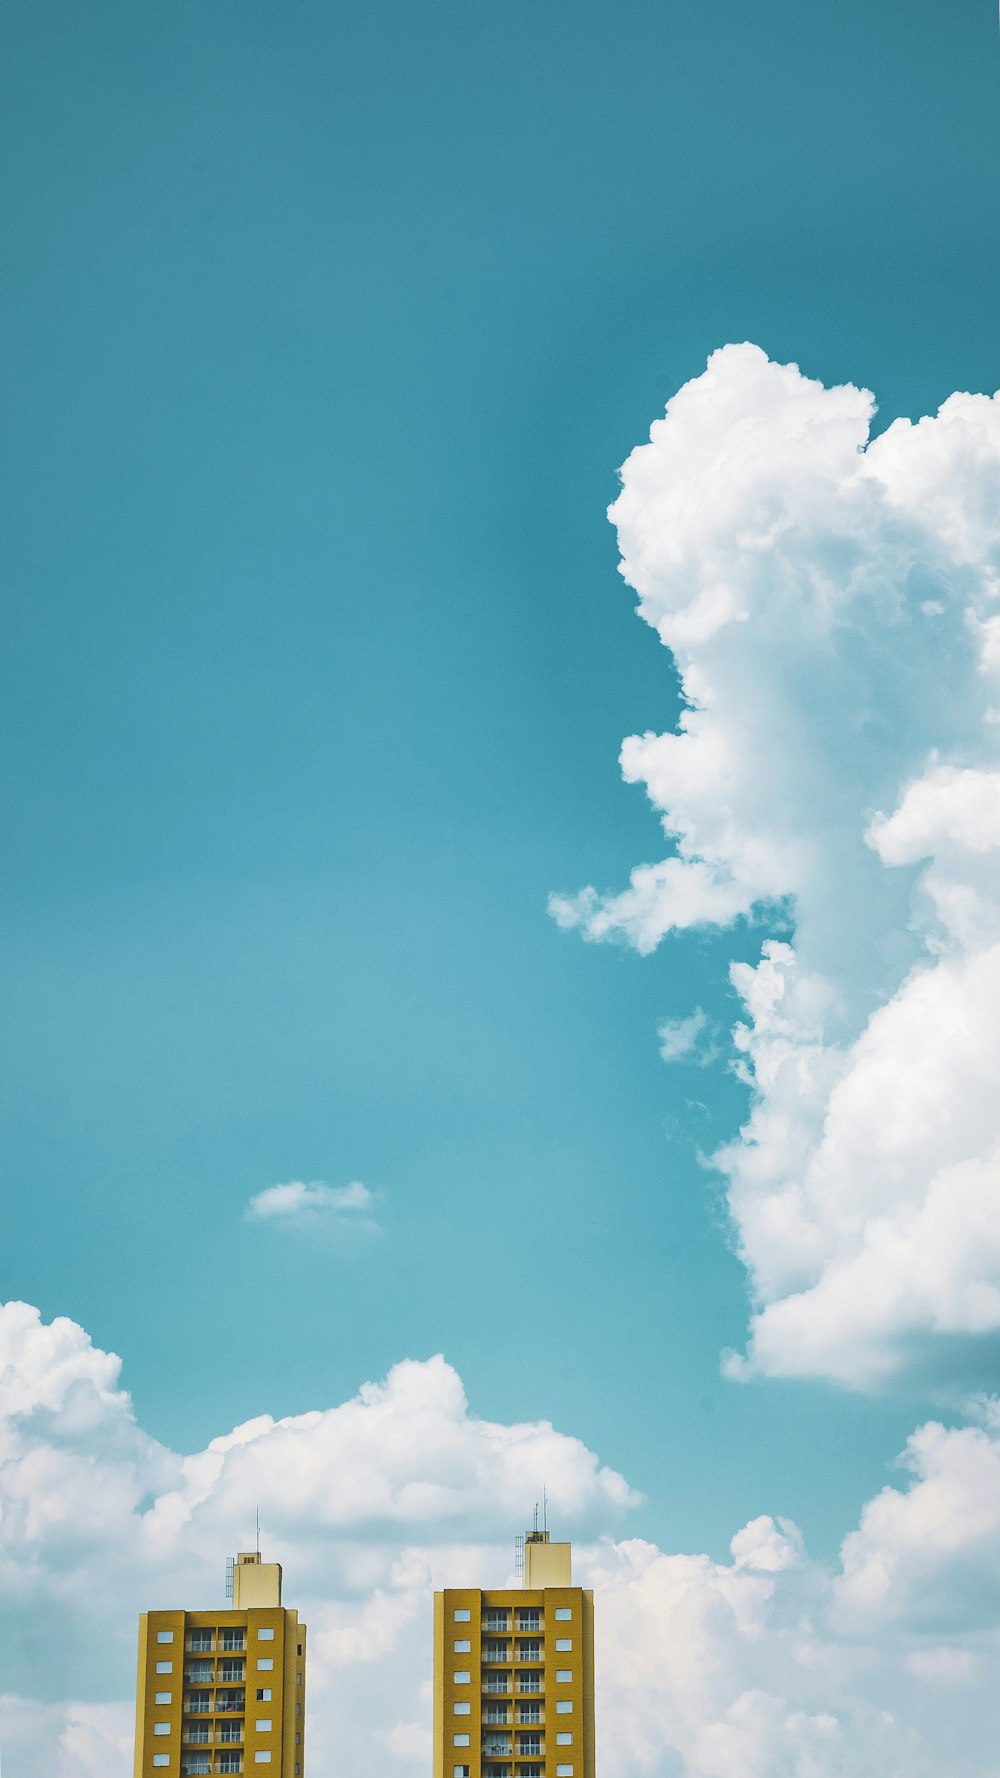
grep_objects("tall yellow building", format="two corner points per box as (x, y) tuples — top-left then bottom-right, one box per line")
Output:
(133, 1550), (307, 1778)
(433, 1532), (595, 1778)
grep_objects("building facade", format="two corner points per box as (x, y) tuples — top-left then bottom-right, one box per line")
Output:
(433, 1533), (595, 1778)
(133, 1551), (307, 1778)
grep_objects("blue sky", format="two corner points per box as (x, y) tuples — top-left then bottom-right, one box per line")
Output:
(3, 4), (1000, 1775)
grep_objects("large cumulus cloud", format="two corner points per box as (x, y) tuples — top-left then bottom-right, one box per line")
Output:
(550, 343), (1000, 1388)
(5, 1300), (1000, 1777)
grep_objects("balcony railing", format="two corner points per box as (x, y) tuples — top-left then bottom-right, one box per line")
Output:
(185, 1667), (213, 1684)
(483, 1677), (509, 1694)
(516, 1677), (541, 1694)
(185, 1697), (211, 1714)
(216, 1693), (245, 1713)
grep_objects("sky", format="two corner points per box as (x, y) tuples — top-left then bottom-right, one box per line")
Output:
(2, 1), (1000, 1774)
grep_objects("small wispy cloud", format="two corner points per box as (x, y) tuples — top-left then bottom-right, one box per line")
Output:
(656, 1007), (717, 1065)
(245, 1179), (381, 1233)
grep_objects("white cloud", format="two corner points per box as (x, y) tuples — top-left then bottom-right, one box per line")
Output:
(5, 1298), (1000, 1778)
(657, 1008), (716, 1065)
(550, 343), (1000, 1389)
(246, 1178), (380, 1229)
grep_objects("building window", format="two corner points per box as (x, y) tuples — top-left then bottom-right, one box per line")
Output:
(256, 1659), (273, 1671)
(157, 1631), (174, 1644)
(453, 1671), (470, 1684)
(256, 1690), (272, 1702)
(187, 1632), (212, 1652)
(296, 1673), (302, 1685)
(555, 1639), (573, 1651)
(257, 1628), (274, 1641)
(554, 1607), (572, 1620)
(484, 1612), (509, 1631)
(217, 1725), (242, 1743)
(516, 1705), (539, 1724)
(519, 1766), (543, 1777)
(453, 1702), (471, 1715)
(515, 1674), (541, 1694)
(454, 1640), (471, 1654)
(186, 1727), (209, 1746)
(295, 1733), (301, 1745)
(152, 1760), (169, 1770)
(556, 1733), (573, 1745)
(181, 1761), (210, 1776)
(217, 1760), (242, 1775)
(254, 1757), (272, 1766)
(555, 1702), (573, 1715)
(516, 1640), (541, 1662)
(155, 1692), (172, 1705)
(518, 1734), (542, 1754)
(556, 1767), (574, 1776)
(154, 1723), (171, 1735)
(221, 1631), (245, 1652)
(155, 1662), (173, 1675)
(255, 1719), (273, 1732)
(516, 1611), (541, 1631)
(297, 1644), (302, 1655)
(453, 1734), (470, 1747)
(454, 1766), (471, 1777)
(555, 1670), (572, 1683)
(453, 1609), (471, 1622)
(483, 1641), (511, 1663)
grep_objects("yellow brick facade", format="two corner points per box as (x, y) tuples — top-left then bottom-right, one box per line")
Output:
(133, 1553), (306, 1778)
(433, 1536), (595, 1778)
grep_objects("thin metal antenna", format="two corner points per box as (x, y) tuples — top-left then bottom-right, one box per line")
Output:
(256, 1507), (260, 1557)
(543, 1486), (548, 1534)
(533, 1500), (538, 1535)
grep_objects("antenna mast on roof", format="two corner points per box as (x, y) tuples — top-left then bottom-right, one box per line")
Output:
(533, 1500), (538, 1535)
(542, 1486), (548, 1534)
(256, 1507), (260, 1557)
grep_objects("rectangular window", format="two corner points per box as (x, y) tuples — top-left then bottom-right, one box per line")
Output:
(556, 1767), (574, 1776)
(255, 1719), (273, 1732)
(297, 1644), (302, 1655)
(221, 1631), (245, 1652)
(454, 1767), (471, 1777)
(154, 1723), (171, 1735)
(554, 1607), (572, 1621)
(296, 1673), (302, 1685)
(453, 1609), (471, 1622)
(257, 1659), (273, 1671)
(555, 1702), (573, 1715)
(155, 1692), (172, 1705)
(556, 1733), (573, 1745)
(258, 1627), (274, 1641)
(516, 1640), (541, 1661)
(516, 1612), (541, 1631)
(155, 1662), (173, 1674)
(152, 1761), (169, 1770)
(454, 1640), (471, 1654)
(257, 1690), (272, 1702)
(453, 1735), (470, 1747)
(556, 1670), (572, 1683)
(453, 1702), (471, 1715)
(555, 1639), (573, 1651)
(182, 1762), (210, 1777)
(255, 1757), (272, 1767)
(453, 1671), (470, 1684)
(157, 1631), (174, 1644)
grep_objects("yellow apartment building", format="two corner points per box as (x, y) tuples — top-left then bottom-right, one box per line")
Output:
(433, 1531), (595, 1778)
(133, 1550), (306, 1778)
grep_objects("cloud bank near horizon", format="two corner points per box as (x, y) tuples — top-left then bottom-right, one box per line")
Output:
(4, 1298), (1000, 1778)
(550, 343), (1000, 1390)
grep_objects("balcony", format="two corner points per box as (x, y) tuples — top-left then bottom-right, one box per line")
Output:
(516, 1643), (542, 1662)
(217, 1760), (243, 1775)
(218, 1725), (243, 1743)
(187, 1635), (213, 1653)
(516, 1708), (541, 1725)
(483, 1617), (509, 1634)
(516, 1616), (541, 1633)
(518, 1737), (542, 1756)
(483, 1739), (512, 1758)
(516, 1677), (541, 1694)
(185, 1666), (213, 1685)
(482, 1645), (510, 1664)
(219, 1664), (244, 1683)
(484, 1708), (509, 1725)
(216, 1693), (245, 1714)
(220, 1633), (245, 1652)
(483, 1676), (509, 1695)
(185, 1697), (211, 1715)
(181, 1761), (210, 1777)
(184, 1728), (210, 1746)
